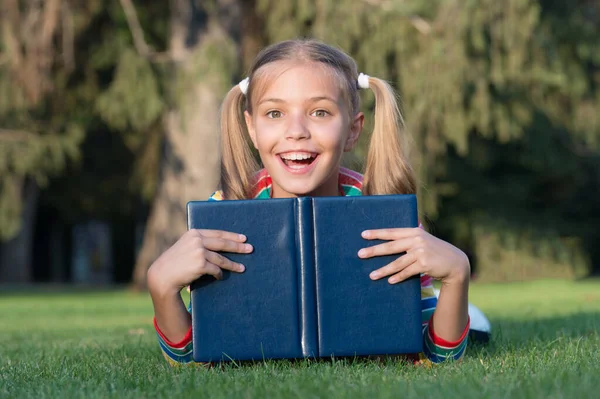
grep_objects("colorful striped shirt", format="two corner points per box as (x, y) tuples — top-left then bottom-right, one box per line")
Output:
(154, 167), (469, 365)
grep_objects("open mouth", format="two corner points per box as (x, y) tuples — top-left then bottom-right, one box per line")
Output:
(279, 152), (319, 170)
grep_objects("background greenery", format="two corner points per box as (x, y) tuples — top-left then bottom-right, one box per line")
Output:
(1, 0), (598, 284)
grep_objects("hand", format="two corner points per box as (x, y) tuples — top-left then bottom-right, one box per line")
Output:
(147, 229), (253, 296)
(358, 227), (470, 285)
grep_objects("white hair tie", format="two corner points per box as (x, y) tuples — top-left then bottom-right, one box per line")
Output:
(238, 77), (250, 95)
(357, 73), (370, 89)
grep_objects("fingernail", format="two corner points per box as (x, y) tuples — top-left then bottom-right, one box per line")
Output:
(358, 249), (366, 257)
(369, 272), (378, 280)
(362, 231), (370, 238)
(239, 264), (245, 272)
(239, 234), (246, 241)
(388, 278), (397, 284)
(245, 244), (253, 252)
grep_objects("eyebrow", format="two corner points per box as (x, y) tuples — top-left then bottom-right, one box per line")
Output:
(257, 96), (338, 106)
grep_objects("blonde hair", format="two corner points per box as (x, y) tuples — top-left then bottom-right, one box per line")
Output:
(219, 39), (416, 199)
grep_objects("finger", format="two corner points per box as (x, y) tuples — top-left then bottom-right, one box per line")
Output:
(361, 227), (421, 241)
(191, 229), (248, 242)
(358, 237), (414, 258)
(201, 262), (224, 280)
(201, 236), (253, 254)
(369, 252), (416, 280)
(388, 263), (422, 284)
(205, 251), (245, 273)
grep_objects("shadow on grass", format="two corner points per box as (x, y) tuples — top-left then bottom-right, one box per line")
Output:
(200, 310), (599, 369)
(467, 310), (599, 357)
(160, 313), (600, 370)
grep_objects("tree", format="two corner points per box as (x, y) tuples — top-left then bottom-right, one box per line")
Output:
(2, 0), (598, 285)
(0, 0), (83, 282)
(110, 0), (242, 289)
(254, 0), (600, 279)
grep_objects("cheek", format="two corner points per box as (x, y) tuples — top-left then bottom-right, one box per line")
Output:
(317, 121), (349, 150)
(252, 122), (280, 153)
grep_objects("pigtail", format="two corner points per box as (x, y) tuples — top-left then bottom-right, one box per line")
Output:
(219, 85), (259, 200)
(362, 77), (417, 195)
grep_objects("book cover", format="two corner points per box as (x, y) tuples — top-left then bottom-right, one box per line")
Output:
(188, 195), (422, 362)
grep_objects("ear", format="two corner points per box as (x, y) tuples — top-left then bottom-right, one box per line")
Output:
(244, 110), (258, 149)
(344, 112), (364, 152)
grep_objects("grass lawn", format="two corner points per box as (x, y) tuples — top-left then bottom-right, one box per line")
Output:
(1, 279), (599, 398)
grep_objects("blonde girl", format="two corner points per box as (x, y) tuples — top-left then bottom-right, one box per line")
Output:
(148, 39), (470, 365)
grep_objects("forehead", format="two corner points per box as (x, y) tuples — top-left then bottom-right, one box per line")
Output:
(250, 61), (345, 103)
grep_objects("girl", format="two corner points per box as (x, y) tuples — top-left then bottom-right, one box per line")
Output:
(147, 39), (471, 366)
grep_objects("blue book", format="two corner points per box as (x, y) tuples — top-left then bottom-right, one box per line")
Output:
(188, 195), (422, 362)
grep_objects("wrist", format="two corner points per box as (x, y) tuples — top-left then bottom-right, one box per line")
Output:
(147, 263), (181, 300)
(442, 254), (471, 286)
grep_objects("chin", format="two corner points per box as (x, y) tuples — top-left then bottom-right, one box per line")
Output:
(278, 182), (319, 197)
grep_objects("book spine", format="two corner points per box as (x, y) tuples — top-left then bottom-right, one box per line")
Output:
(296, 197), (318, 358)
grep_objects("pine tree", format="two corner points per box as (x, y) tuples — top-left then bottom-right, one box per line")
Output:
(0, 0), (162, 283)
(254, 0), (600, 278)
(0, 0), (84, 282)
(2, 0), (598, 284)
(110, 0), (242, 289)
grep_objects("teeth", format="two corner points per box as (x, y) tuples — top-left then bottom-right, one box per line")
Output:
(287, 164), (306, 170)
(280, 152), (314, 161)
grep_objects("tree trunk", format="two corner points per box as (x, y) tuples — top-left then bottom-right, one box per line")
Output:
(131, 0), (241, 289)
(0, 179), (39, 283)
(240, 0), (266, 71)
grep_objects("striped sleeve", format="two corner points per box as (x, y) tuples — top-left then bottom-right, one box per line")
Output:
(153, 316), (194, 365)
(419, 274), (470, 363)
(153, 193), (223, 365)
(339, 167), (363, 196)
(208, 190), (224, 201)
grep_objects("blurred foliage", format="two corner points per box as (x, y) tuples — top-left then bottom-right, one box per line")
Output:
(258, 0), (600, 280)
(471, 216), (590, 282)
(95, 49), (164, 132)
(0, 0), (168, 233)
(255, 0), (600, 279)
(1, 0), (598, 280)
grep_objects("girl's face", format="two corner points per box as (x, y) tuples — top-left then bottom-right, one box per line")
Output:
(245, 62), (364, 198)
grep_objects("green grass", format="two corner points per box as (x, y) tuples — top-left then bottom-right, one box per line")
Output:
(1, 279), (599, 398)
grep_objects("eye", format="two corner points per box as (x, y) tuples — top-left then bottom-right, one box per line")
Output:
(311, 109), (330, 118)
(266, 110), (282, 119)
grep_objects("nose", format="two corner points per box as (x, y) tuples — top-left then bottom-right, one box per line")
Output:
(285, 113), (310, 140)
